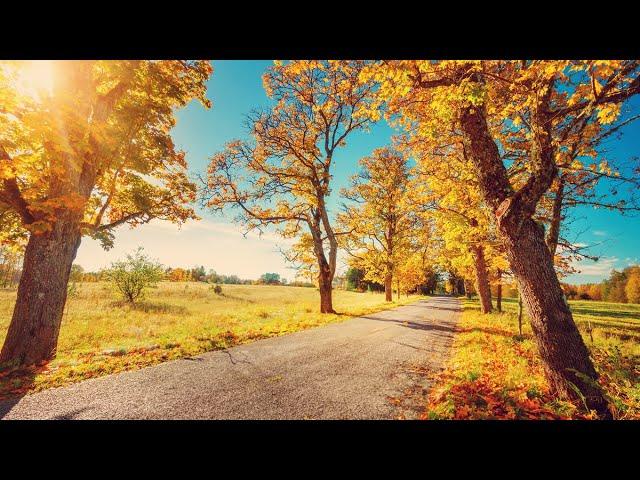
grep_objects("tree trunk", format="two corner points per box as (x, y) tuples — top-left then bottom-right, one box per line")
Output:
(0, 221), (82, 367)
(546, 176), (564, 258)
(496, 268), (502, 313)
(309, 216), (336, 314)
(384, 272), (393, 302)
(470, 244), (493, 314)
(396, 278), (400, 301)
(318, 267), (334, 314)
(501, 217), (610, 417)
(459, 99), (611, 418)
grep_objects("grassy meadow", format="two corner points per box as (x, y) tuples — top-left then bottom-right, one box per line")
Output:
(424, 297), (640, 419)
(0, 282), (424, 399)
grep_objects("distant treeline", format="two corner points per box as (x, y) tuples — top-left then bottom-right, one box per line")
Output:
(72, 264), (315, 288)
(562, 265), (640, 303)
(343, 267), (441, 295)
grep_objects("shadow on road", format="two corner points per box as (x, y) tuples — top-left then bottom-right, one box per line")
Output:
(360, 315), (457, 333)
(0, 367), (38, 419)
(420, 305), (462, 313)
(51, 406), (94, 420)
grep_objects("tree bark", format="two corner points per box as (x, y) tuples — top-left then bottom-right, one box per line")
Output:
(500, 217), (609, 415)
(0, 220), (82, 366)
(470, 244), (493, 314)
(384, 272), (393, 302)
(318, 266), (334, 314)
(459, 100), (611, 418)
(309, 210), (336, 314)
(496, 268), (502, 313)
(546, 176), (564, 257)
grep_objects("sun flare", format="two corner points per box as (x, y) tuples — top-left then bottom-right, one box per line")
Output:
(14, 60), (55, 100)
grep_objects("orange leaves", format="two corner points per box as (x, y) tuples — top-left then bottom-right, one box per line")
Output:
(422, 304), (582, 420)
(596, 103), (621, 125)
(427, 362), (565, 420)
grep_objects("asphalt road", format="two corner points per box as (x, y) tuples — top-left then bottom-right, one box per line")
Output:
(0, 296), (460, 420)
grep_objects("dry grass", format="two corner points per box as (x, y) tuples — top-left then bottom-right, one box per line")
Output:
(0, 282), (424, 399)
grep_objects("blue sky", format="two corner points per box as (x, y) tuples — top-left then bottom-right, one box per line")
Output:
(75, 61), (640, 283)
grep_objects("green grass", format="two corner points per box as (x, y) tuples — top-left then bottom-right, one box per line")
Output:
(0, 282), (424, 399)
(424, 297), (640, 419)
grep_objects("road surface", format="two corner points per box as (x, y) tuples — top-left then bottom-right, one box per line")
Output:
(1, 296), (460, 420)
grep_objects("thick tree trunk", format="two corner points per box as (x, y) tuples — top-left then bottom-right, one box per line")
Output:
(546, 177), (564, 258)
(496, 269), (502, 313)
(470, 244), (493, 314)
(309, 217), (336, 314)
(459, 99), (610, 418)
(500, 217), (610, 417)
(318, 268), (334, 314)
(0, 221), (81, 367)
(384, 272), (393, 302)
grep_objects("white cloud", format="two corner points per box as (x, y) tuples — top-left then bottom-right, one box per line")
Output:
(573, 256), (618, 276)
(592, 230), (608, 237)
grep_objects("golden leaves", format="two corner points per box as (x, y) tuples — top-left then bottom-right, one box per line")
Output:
(0, 60), (212, 244)
(596, 104), (620, 125)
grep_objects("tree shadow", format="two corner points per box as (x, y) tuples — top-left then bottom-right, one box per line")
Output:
(0, 364), (42, 419)
(109, 301), (188, 314)
(216, 294), (256, 303)
(420, 305), (463, 313)
(572, 307), (640, 320)
(575, 318), (640, 334)
(51, 406), (94, 420)
(458, 326), (521, 339)
(360, 315), (457, 333)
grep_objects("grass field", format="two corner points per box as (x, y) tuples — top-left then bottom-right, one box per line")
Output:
(424, 297), (640, 419)
(0, 282), (424, 399)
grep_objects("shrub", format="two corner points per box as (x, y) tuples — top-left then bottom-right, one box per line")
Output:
(105, 247), (164, 304)
(213, 284), (223, 295)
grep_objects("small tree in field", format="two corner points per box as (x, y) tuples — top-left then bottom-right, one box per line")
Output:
(106, 248), (164, 304)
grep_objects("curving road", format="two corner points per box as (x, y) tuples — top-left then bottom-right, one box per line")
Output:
(0, 296), (460, 420)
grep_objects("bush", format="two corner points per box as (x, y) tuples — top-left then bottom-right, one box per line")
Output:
(213, 284), (223, 295)
(105, 247), (164, 304)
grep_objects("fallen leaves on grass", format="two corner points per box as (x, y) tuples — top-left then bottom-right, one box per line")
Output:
(419, 300), (637, 420)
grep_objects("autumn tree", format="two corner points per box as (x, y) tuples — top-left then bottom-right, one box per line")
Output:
(624, 266), (640, 304)
(203, 60), (375, 313)
(167, 267), (189, 282)
(400, 134), (505, 313)
(396, 251), (431, 298)
(106, 248), (164, 304)
(365, 60), (640, 418)
(0, 60), (211, 366)
(536, 65), (640, 264)
(281, 233), (319, 285)
(337, 147), (419, 301)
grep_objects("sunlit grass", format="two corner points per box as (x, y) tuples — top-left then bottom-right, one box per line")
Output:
(0, 282), (424, 398)
(424, 297), (640, 420)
